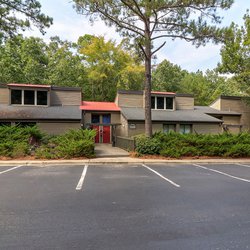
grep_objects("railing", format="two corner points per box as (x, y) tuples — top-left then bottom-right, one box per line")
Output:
(115, 136), (135, 152)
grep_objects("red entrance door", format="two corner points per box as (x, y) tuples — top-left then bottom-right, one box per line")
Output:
(102, 126), (110, 143)
(93, 125), (100, 143)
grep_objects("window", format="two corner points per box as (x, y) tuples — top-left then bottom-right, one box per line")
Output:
(24, 90), (35, 105)
(163, 124), (176, 133)
(102, 114), (111, 124)
(151, 96), (174, 110)
(166, 97), (173, 109)
(91, 114), (100, 124)
(37, 91), (48, 105)
(11, 90), (22, 104)
(157, 97), (164, 109)
(151, 96), (155, 109)
(180, 124), (192, 134)
(10, 89), (48, 106)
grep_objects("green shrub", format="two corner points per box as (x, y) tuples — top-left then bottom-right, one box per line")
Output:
(35, 129), (95, 159)
(12, 143), (29, 158)
(225, 144), (250, 157)
(135, 131), (250, 158)
(135, 134), (162, 155)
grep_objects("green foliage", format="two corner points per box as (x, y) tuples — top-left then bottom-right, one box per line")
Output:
(218, 10), (250, 88)
(0, 125), (42, 158)
(35, 129), (96, 159)
(77, 34), (144, 101)
(135, 132), (250, 158)
(0, 0), (52, 39)
(0, 126), (96, 159)
(152, 59), (187, 93)
(135, 134), (161, 155)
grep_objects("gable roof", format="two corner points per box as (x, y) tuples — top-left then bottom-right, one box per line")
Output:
(80, 101), (120, 111)
(121, 107), (222, 123)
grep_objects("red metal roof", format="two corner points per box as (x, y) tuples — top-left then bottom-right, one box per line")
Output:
(151, 91), (176, 95)
(80, 101), (121, 111)
(7, 83), (51, 88)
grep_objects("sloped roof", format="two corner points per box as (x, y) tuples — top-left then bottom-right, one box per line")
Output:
(0, 105), (81, 120)
(121, 107), (222, 123)
(80, 101), (120, 111)
(195, 106), (241, 116)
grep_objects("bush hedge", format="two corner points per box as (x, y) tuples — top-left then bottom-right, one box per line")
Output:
(0, 126), (96, 159)
(135, 132), (250, 158)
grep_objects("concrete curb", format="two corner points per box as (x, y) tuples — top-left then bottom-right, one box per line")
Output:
(1, 157), (250, 166)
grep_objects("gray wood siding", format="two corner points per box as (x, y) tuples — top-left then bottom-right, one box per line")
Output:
(221, 99), (250, 131)
(175, 96), (194, 110)
(117, 93), (143, 107)
(50, 90), (81, 106)
(38, 122), (80, 135)
(0, 88), (9, 104)
(193, 123), (221, 134)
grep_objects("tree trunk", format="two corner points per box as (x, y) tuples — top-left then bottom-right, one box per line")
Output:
(144, 22), (152, 137)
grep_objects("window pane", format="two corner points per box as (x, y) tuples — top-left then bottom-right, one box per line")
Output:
(24, 90), (35, 105)
(91, 114), (100, 123)
(157, 97), (164, 109)
(37, 91), (48, 105)
(166, 97), (173, 109)
(180, 124), (192, 134)
(11, 90), (22, 104)
(163, 124), (175, 133)
(151, 96), (155, 109)
(102, 114), (111, 124)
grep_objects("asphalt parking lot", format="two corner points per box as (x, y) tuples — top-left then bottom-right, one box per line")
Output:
(0, 163), (249, 250)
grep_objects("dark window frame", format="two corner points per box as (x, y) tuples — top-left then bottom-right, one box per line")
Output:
(10, 89), (48, 106)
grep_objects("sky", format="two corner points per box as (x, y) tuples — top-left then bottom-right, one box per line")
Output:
(24, 0), (250, 73)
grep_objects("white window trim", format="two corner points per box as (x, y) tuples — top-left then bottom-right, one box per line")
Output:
(152, 96), (174, 111)
(10, 89), (48, 106)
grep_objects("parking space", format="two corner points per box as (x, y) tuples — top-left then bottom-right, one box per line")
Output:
(0, 163), (249, 249)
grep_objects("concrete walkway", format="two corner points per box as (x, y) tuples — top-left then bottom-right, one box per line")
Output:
(94, 143), (129, 158)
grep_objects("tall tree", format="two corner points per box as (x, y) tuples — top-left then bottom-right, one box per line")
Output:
(218, 10), (250, 88)
(77, 34), (144, 101)
(0, 0), (52, 39)
(152, 59), (187, 92)
(73, 0), (233, 137)
(46, 36), (87, 88)
(0, 35), (48, 83)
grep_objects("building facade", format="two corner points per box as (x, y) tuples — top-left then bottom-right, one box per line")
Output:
(0, 83), (82, 134)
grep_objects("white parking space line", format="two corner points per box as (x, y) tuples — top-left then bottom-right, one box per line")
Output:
(76, 165), (88, 191)
(0, 165), (24, 175)
(235, 163), (250, 168)
(142, 164), (180, 188)
(193, 164), (250, 183)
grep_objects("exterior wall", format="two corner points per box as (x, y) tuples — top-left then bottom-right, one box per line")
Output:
(220, 98), (250, 131)
(116, 93), (143, 108)
(175, 96), (194, 110)
(50, 90), (81, 106)
(124, 122), (222, 137)
(222, 115), (241, 125)
(193, 123), (221, 134)
(210, 98), (221, 110)
(37, 122), (80, 135)
(0, 88), (9, 104)
(116, 114), (128, 137)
